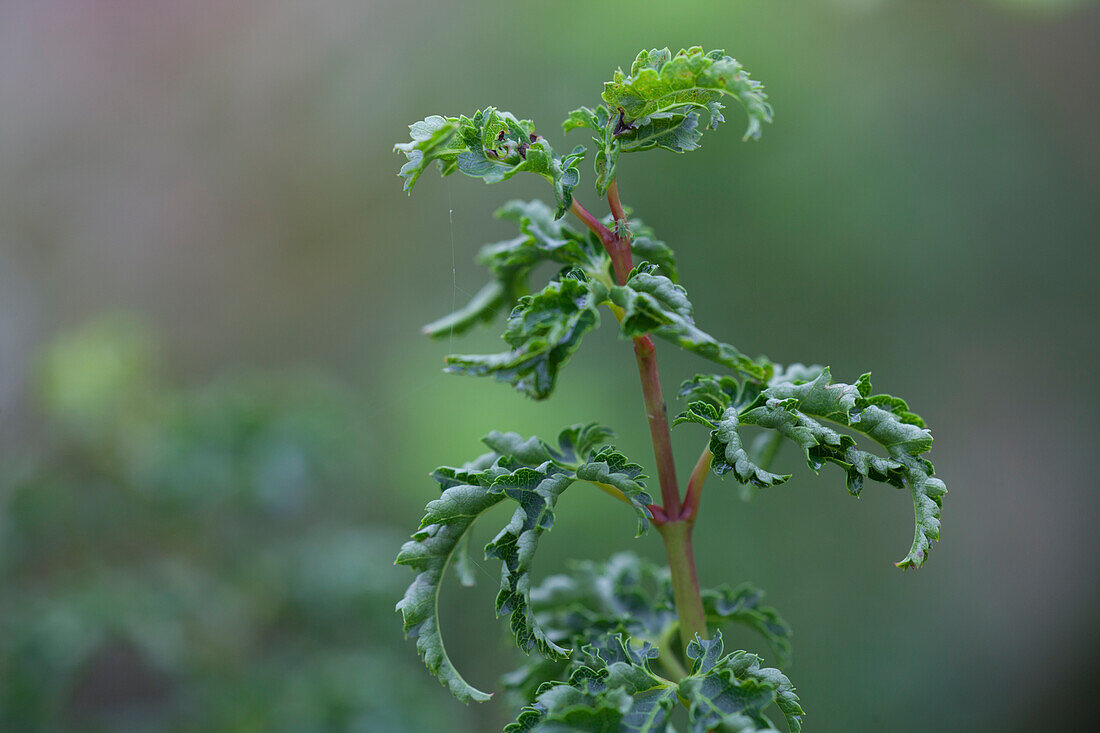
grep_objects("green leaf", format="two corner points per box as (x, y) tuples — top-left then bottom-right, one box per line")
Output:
(675, 402), (791, 488)
(483, 200), (607, 278)
(486, 465), (577, 659)
(395, 108), (587, 218)
(530, 553), (676, 646)
(394, 115), (465, 192)
(675, 366), (945, 568)
(610, 264), (767, 382)
(679, 632), (803, 733)
(575, 447), (655, 536)
(507, 635), (679, 732)
(550, 144), (587, 219)
(626, 220), (679, 282)
(564, 48), (771, 195)
(400, 432), (659, 703)
(739, 368), (946, 568)
(444, 271), (605, 400)
(677, 373), (743, 412)
(701, 585), (793, 666)
(508, 553), (791, 697)
(421, 280), (506, 339)
(602, 47), (772, 142)
(423, 199), (609, 341)
(563, 105), (618, 196)
(423, 204), (678, 343)
(395, 473), (506, 703)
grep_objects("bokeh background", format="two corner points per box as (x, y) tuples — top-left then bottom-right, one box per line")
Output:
(1, 0), (1097, 730)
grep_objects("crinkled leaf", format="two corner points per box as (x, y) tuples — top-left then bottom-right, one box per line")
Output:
(394, 115), (465, 191)
(396, 108), (586, 218)
(674, 366), (945, 568)
(508, 553), (791, 699)
(486, 465), (577, 659)
(626, 221), (678, 282)
(395, 476), (506, 702)
(610, 264), (767, 382)
(530, 554), (674, 641)
(444, 271), (605, 400)
(675, 402), (790, 488)
(575, 447), (655, 536)
(563, 105), (618, 196)
(677, 373), (743, 412)
(550, 144), (587, 218)
(564, 47), (770, 197)
(563, 48), (770, 195)
(739, 368), (945, 568)
(602, 47), (772, 142)
(680, 632), (803, 733)
(482, 200), (607, 280)
(423, 205), (677, 343)
(400, 433), (662, 703)
(424, 200), (608, 340)
(507, 635), (678, 732)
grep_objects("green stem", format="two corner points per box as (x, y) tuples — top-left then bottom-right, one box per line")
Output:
(658, 520), (708, 650)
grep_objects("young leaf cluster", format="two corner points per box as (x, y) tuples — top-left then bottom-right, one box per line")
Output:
(396, 108), (586, 218)
(563, 46), (773, 194)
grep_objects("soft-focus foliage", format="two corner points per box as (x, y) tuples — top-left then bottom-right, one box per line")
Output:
(0, 319), (462, 732)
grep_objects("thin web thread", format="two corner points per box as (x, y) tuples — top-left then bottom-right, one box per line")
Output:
(448, 189), (456, 351)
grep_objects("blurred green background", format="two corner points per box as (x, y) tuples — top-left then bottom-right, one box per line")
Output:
(1, 0), (1097, 731)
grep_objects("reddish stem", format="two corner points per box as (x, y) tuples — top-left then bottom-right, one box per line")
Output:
(680, 447), (713, 522)
(634, 334), (682, 518)
(607, 179), (628, 222)
(569, 199), (614, 245)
